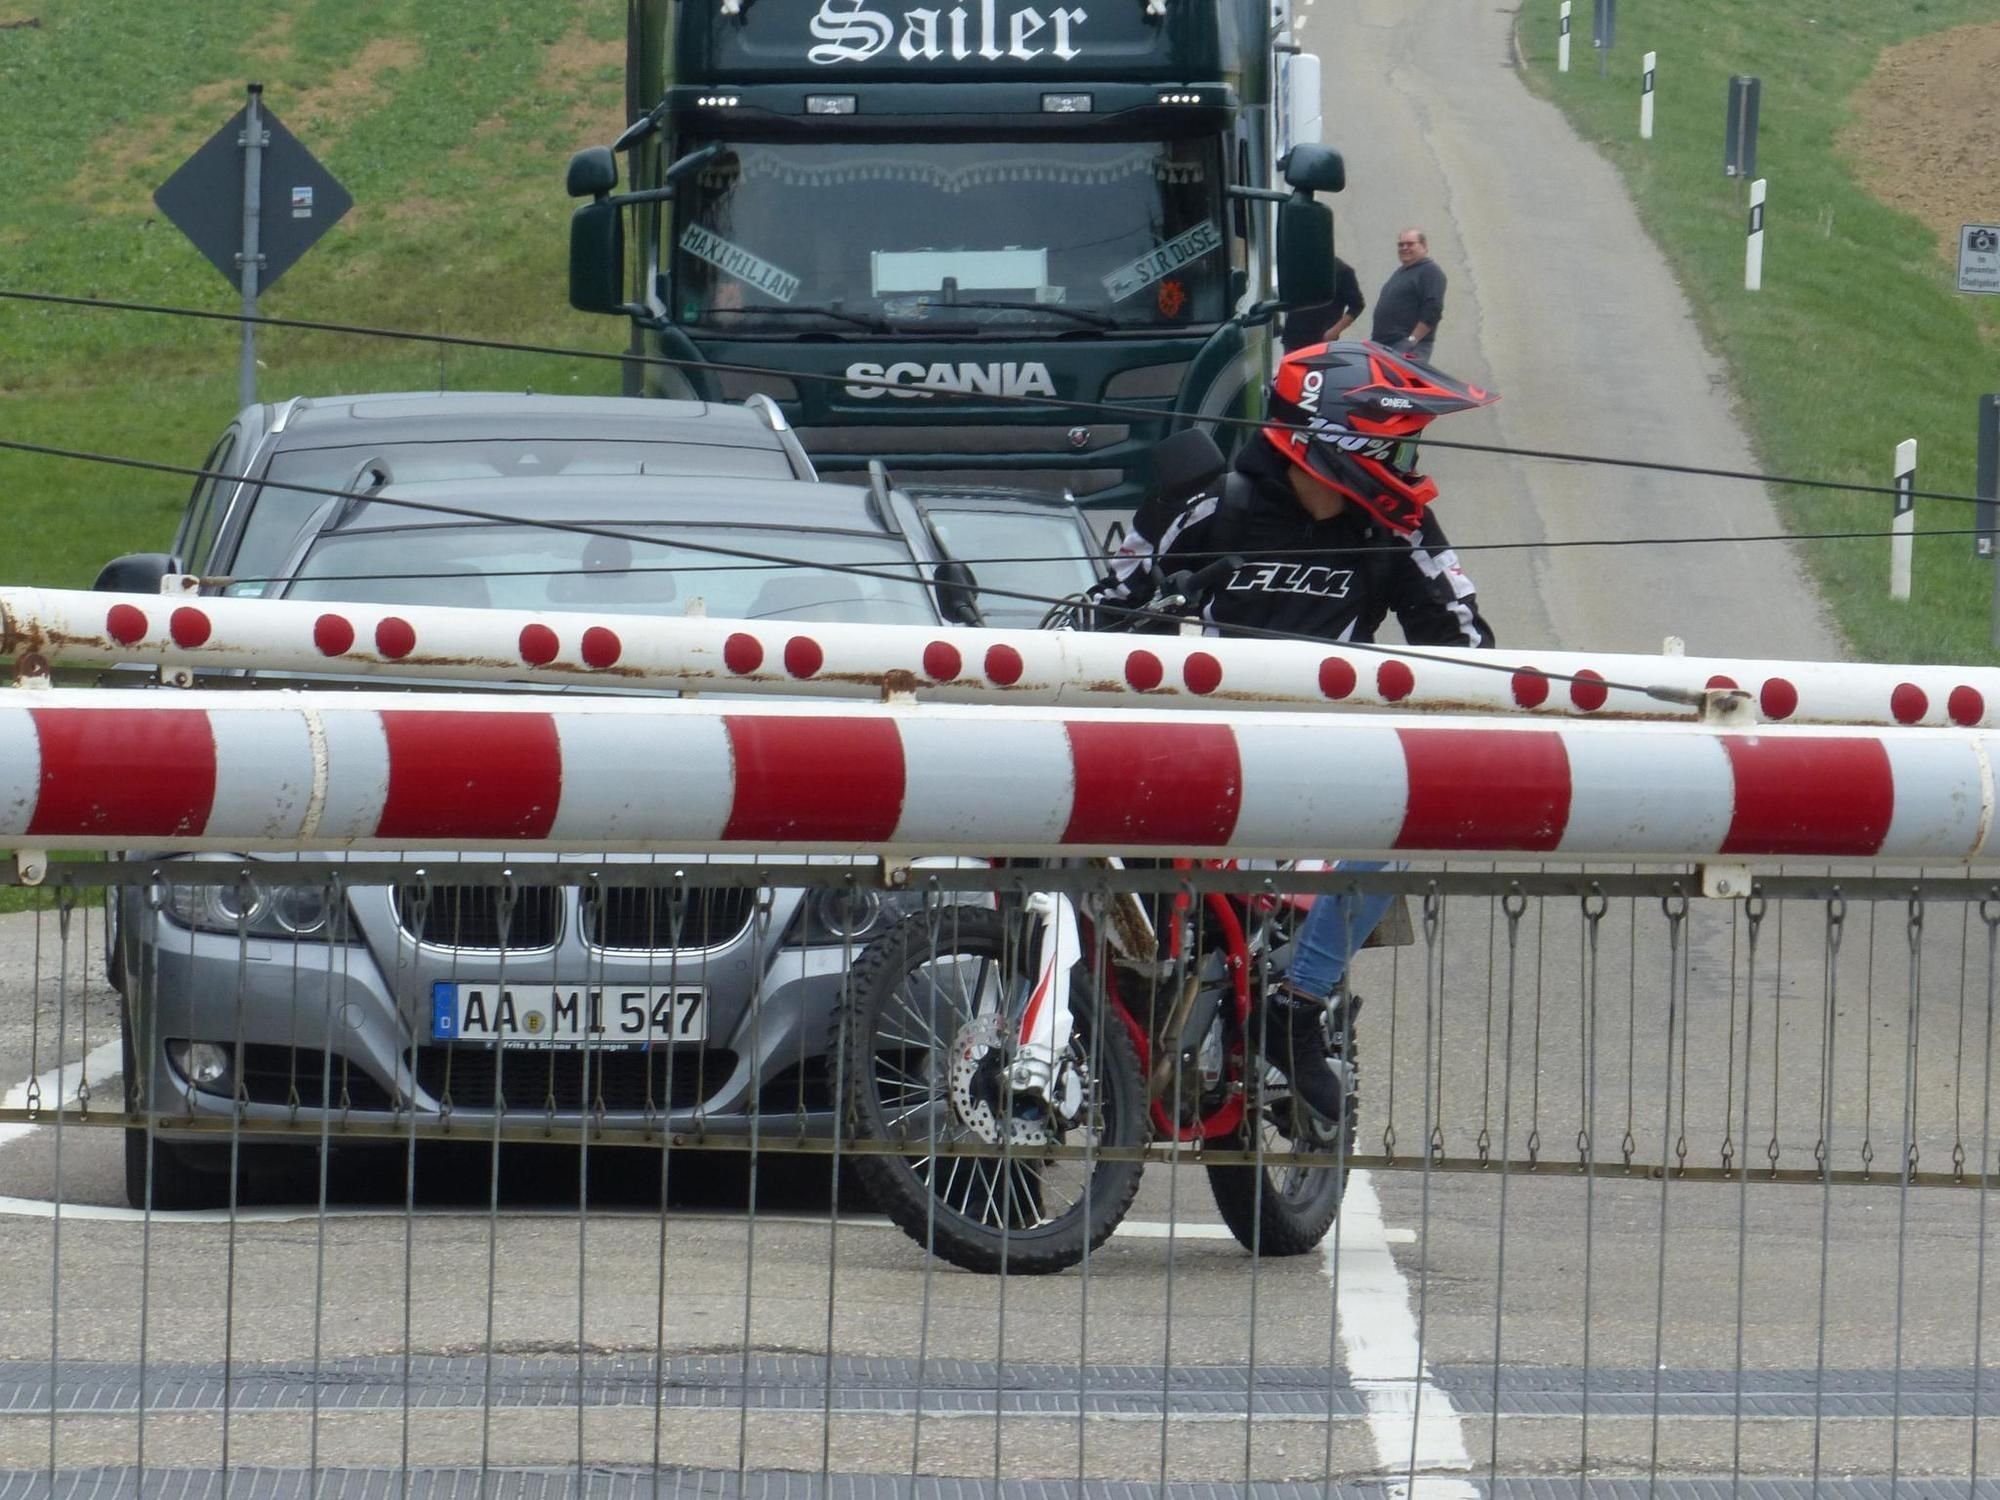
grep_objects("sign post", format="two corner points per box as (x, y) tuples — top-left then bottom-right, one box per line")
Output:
(1559, 0), (1571, 73)
(1724, 76), (1760, 181)
(1592, 0), (1614, 76)
(1978, 395), (2000, 648)
(153, 86), (351, 409)
(236, 85), (266, 411)
(1890, 438), (1916, 602)
(1744, 179), (1766, 291)
(1640, 51), (1656, 138)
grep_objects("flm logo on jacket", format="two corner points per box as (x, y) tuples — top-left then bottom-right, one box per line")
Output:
(846, 361), (1057, 399)
(810, 0), (1089, 65)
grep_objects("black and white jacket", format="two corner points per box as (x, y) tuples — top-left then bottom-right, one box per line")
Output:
(1093, 439), (1494, 649)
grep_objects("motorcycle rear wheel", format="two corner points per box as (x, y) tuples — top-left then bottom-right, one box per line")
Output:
(1205, 1016), (1358, 1258)
(837, 908), (1147, 1275)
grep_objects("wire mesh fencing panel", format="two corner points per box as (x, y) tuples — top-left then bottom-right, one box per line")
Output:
(0, 856), (1997, 1500)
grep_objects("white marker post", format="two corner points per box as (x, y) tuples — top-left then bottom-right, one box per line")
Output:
(1745, 178), (1766, 291)
(1559, 1), (1572, 72)
(1891, 438), (1917, 602)
(1640, 51), (1656, 138)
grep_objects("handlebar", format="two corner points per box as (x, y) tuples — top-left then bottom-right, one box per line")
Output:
(1152, 553), (1244, 618)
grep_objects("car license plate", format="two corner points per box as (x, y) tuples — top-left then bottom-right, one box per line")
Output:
(430, 984), (706, 1046)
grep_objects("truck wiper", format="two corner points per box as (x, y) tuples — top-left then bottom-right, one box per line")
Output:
(707, 305), (896, 334)
(940, 300), (1117, 329)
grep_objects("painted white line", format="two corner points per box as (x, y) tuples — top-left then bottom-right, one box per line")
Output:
(0, 1040), (124, 1149)
(1328, 1170), (1477, 1499)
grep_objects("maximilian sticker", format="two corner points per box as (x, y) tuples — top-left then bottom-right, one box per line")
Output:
(680, 227), (802, 304)
(1102, 221), (1223, 302)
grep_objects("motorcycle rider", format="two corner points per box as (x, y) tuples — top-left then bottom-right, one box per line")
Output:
(1089, 339), (1500, 1122)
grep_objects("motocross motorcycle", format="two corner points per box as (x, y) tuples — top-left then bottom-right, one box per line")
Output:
(835, 431), (1362, 1275)
(835, 861), (1363, 1274)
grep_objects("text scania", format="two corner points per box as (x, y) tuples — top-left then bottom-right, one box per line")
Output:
(845, 361), (1058, 399)
(809, 0), (1087, 65)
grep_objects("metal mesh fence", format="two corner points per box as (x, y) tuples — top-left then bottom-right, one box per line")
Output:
(1, 857), (1995, 1500)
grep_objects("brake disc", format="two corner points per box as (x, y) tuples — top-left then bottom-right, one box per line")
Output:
(948, 1016), (1061, 1150)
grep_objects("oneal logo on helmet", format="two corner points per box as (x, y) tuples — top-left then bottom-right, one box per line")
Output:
(845, 361), (1057, 400)
(809, 0), (1088, 65)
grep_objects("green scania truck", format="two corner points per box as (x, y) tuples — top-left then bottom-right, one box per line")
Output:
(564, 0), (1342, 508)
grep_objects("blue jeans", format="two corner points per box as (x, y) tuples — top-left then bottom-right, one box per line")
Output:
(1286, 861), (1400, 1000)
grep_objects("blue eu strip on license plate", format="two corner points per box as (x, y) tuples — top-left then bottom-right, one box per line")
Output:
(432, 982), (458, 1040)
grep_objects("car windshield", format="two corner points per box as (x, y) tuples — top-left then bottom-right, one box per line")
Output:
(923, 508), (1101, 628)
(674, 138), (1231, 334)
(229, 439), (795, 584)
(272, 522), (936, 625)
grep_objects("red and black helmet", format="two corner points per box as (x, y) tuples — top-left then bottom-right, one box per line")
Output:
(1262, 340), (1498, 533)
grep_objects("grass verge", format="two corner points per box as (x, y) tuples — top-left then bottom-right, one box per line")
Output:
(0, 0), (629, 591)
(1515, 0), (2000, 664)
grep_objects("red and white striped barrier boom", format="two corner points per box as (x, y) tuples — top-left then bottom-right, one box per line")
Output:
(0, 689), (1995, 864)
(3, 587), (1990, 728)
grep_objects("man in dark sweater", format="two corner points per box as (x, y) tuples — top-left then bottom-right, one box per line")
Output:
(1279, 255), (1366, 351)
(1369, 228), (1446, 362)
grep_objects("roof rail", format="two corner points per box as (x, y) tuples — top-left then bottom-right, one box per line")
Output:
(742, 392), (788, 432)
(866, 459), (902, 536)
(269, 395), (311, 434)
(744, 392), (819, 482)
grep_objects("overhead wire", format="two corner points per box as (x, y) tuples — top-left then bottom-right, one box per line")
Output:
(4, 286), (1996, 510)
(0, 434), (1715, 709)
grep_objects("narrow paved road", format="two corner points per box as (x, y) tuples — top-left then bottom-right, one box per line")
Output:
(1306, 0), (1845, 662)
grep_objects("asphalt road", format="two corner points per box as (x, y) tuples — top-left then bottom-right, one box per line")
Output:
(0, 3), (1970, 1499)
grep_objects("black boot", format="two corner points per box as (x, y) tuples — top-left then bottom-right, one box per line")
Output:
(1256, 986), (1353, 1123)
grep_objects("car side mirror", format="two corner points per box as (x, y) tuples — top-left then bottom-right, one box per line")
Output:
(1275, 195), (1336, 308)
(565, 146), (618, 200)
(1279, 143), (1346, 195)
(933, 561), (984, 628)
(93, 553), (180, 595)
(1147, 428), (1228, 508)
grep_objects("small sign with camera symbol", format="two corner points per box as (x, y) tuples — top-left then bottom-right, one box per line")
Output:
(1960, 224), (2000, 295)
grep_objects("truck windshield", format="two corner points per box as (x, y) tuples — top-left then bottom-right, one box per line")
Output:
(674, 138), (1230, 334)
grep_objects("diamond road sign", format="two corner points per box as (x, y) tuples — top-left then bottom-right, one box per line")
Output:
(153, 102), (351, 292)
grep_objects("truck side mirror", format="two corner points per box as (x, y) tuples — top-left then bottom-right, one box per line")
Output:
(569, 200), (626, 314)
(933, 561), (984, 627)
(1275, 196), (1336, 308)
(565, 146), (618, 200)
(93, 553), (180, 595)
(1280, 143), (1346, 195)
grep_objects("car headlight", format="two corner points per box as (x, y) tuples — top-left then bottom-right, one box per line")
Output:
(159, 860), (357, 942)
(789, 860), (992, 948)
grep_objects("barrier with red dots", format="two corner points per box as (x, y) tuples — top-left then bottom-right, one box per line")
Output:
(1, 688), (1998, 864)
(2, 586), (1992, 729)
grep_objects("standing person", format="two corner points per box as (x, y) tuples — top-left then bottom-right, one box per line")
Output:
(1370, 228), (1447, 362)
(1280, 253), (1366, 351)
(1088, 342), (1499, 1121)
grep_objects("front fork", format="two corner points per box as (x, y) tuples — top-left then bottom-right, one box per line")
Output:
(1005, 891), (1083, 1105)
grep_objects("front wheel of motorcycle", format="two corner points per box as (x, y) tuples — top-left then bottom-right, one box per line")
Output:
(836, 908), (1147, 1275)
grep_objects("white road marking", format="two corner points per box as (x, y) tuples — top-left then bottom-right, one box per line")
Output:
(0, 1040), (123, 1150)
(1327, 1170), (1478, 1499)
